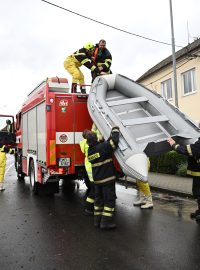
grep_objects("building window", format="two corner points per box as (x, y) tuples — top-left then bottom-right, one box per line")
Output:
(182, 68), (196, 95)
(161, 79), (172, 100)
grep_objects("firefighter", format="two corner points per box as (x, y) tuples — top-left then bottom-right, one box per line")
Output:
(64, 42), (100, 93)
(91, 39), (112, 83)
(167, 137), (200, 222)
(6, 119), (12, 133)
(79, 129), (94, 215)
(0, 144), (15, 192)
(1, 119), (12, 133)
(87, 127), (120, 230)
(133, 159), (154, 209)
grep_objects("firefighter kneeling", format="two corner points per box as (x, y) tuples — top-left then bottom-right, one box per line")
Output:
(87, 126), (119, 230)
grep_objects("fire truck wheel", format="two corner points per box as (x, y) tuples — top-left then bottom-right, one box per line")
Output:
(62, 179), (76, 194)
(29, 160), (39, 195)
(16, 155), (25, 180)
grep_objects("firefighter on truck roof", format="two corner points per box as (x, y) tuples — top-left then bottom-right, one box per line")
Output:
(64, 42), (101, 94)
(91, 39), (112, 83)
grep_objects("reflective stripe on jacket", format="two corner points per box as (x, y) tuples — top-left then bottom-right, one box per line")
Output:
(93, 45), (112, 72)
(73, 48), (98, 72)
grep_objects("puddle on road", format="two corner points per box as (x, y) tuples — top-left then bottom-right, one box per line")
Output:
(152, 192), (196, 222)
(116, 182), (197, 222)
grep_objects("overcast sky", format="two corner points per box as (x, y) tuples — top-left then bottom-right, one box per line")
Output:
(0, 0), (200, 115)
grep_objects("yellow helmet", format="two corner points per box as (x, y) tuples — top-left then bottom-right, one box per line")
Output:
(84, 42), (94, 51)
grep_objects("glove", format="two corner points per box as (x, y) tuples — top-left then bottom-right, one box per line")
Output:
(10, 148), (15, 155)
(111, 127), (120, 136)
(111, 126), (120, 131)
(93, 67), (101, 74)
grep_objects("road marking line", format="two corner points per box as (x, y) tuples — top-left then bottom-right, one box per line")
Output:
(5, 163), (14, 176)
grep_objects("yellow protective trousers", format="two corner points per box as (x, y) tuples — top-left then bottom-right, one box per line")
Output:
(136, 180), (151, 197)
(136, 158), (151, 196)
(0, 151), (6, 183)
(64, 55), (85, 85)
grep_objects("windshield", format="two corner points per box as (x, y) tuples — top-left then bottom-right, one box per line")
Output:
(0, 116), (14, 133)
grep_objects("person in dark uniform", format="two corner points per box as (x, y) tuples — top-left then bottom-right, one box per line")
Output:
(91, 39), (112, 82)
(167, 137), (200, 222)
(87, 127), (119, 229)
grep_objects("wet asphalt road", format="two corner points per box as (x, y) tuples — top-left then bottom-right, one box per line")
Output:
(1, 156), (200, 270)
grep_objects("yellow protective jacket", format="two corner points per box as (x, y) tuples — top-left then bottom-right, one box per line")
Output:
(80, 139), (94, 182)
(91, 123), (103, 141)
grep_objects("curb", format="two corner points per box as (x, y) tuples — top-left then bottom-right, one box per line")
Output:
(117, 178), (193, 199)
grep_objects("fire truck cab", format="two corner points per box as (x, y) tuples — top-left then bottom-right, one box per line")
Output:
(15, 77), (92, 194)
(0, 114), (16, 147)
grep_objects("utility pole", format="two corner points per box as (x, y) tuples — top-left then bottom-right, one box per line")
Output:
(169, 0), (179, 108)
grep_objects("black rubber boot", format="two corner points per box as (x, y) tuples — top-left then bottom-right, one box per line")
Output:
(71, 83), (77, 93)
(84, 200), (94, 216)
(100, 216), (116, 230)
(84, 209), (94, 216)
(94, 215), (101, 227)
(190, 210), (200, 219)
(195, 198), (200, 221)
(196, 214), (200, 222)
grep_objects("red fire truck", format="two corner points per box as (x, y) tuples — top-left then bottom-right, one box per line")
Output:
(15, 77), (92, 194)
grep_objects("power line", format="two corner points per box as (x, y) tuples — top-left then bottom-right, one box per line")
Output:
(41, 0), (183, 48)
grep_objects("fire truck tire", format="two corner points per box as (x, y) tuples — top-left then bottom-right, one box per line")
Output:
(29, 160), (39, 195)
(62, 179), (76, 194)
(15, 154), (25, 180)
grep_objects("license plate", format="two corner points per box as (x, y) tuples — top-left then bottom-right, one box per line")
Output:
(58, 158), (70, 167)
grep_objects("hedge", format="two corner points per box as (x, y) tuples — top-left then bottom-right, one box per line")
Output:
(149, 151), (188, 176)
